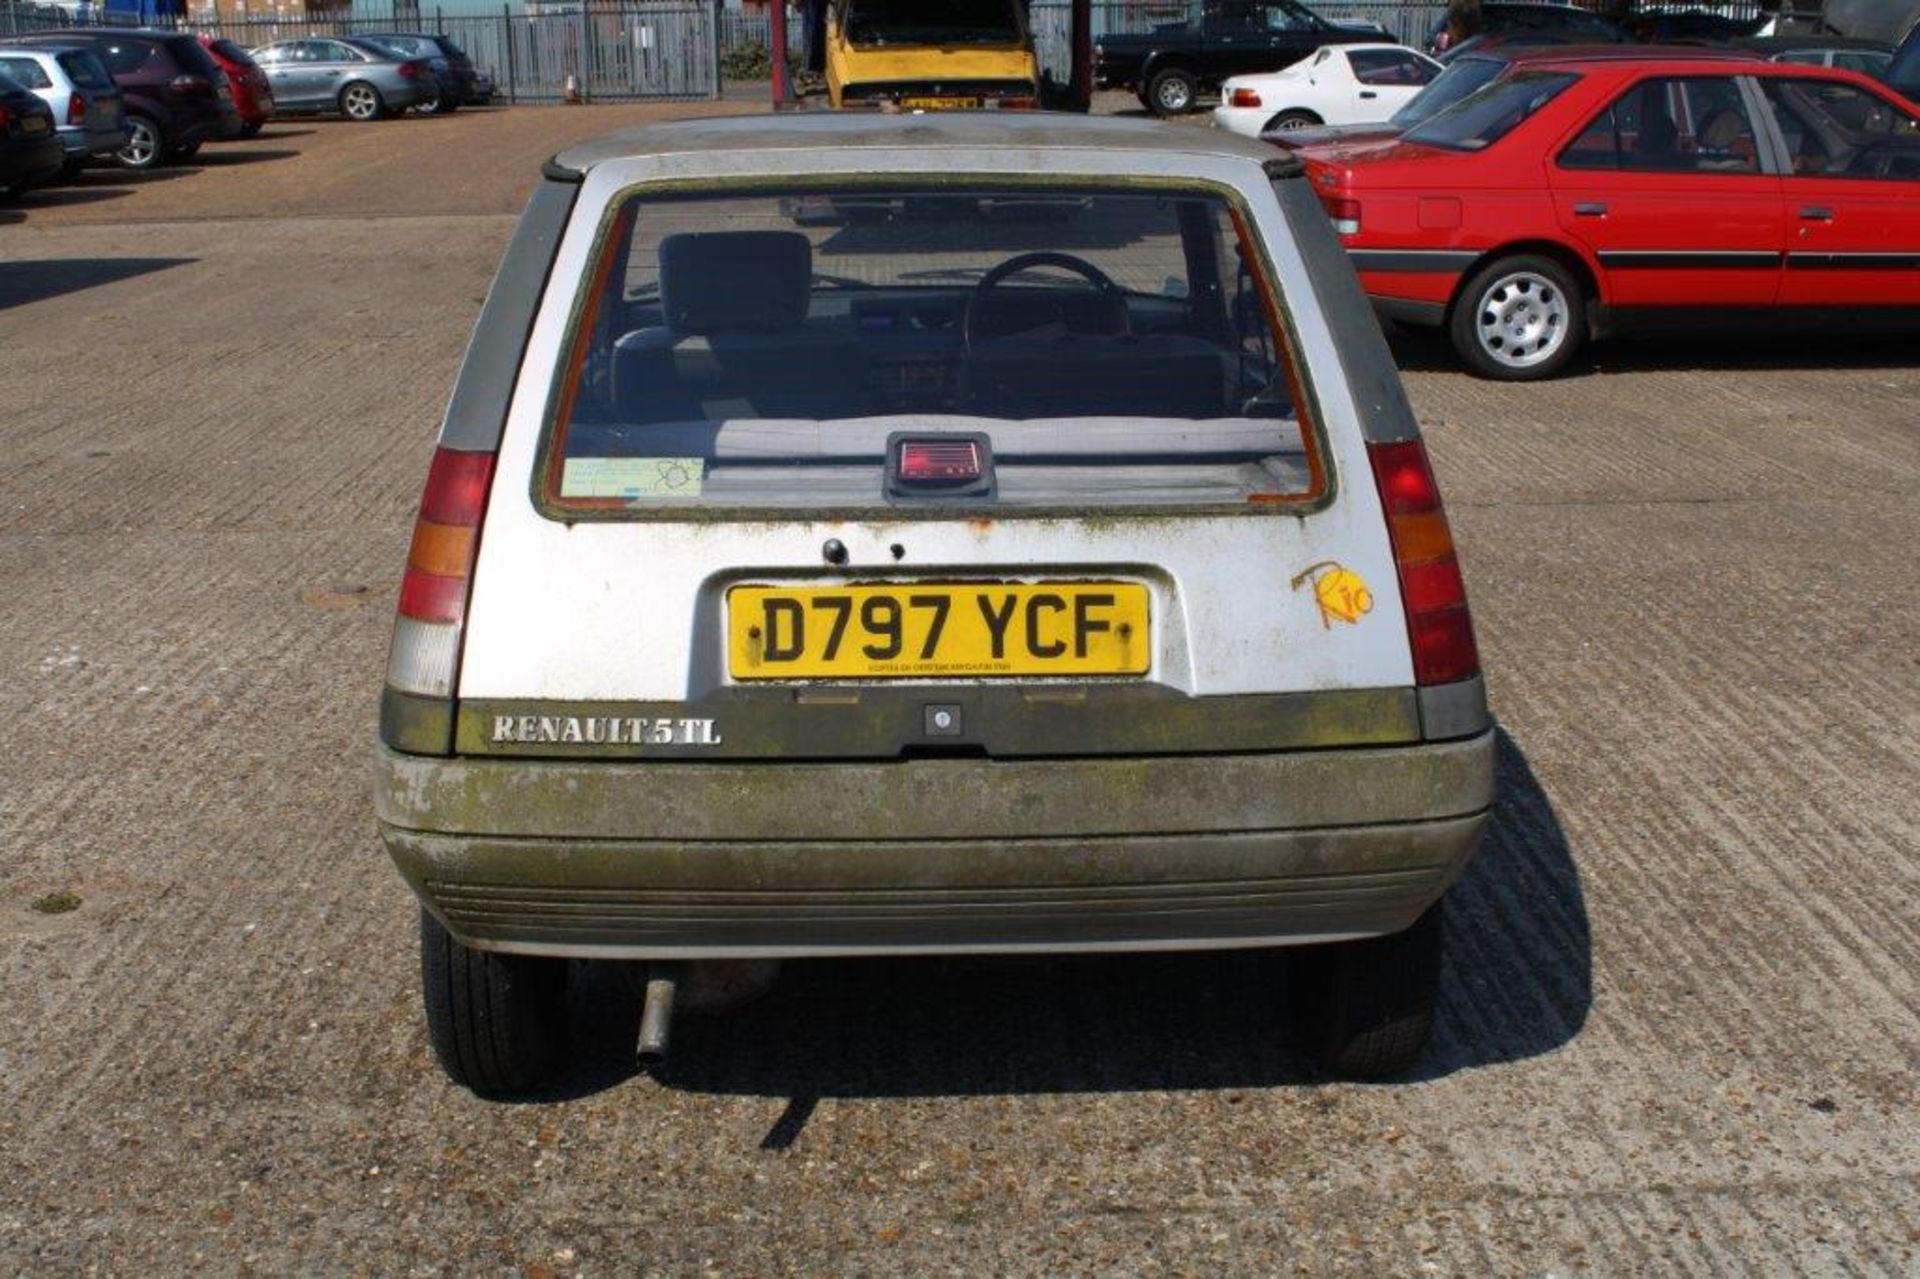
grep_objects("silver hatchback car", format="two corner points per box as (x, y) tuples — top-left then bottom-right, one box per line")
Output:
(376, 114), (1495, 1096)
(250, 36), (435, 120)
(0, 44), (126, 177)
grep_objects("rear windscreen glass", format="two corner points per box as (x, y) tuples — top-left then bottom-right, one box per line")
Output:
(844, 0), (1022, 46)
(211, 39), (258, 66)
(169, 37), (225, 77)
(542, 186), (1322, 516)
(1391, 54), (1503, 127)
(1405, 69), (1576, 150)
(56, 50), (114, 88)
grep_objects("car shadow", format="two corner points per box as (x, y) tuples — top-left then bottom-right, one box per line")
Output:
(1387, 322), (1920, 376)
(183, 148), (300, 168)
(518, 726), (1590, 1128)
(4, 183), (133, 214)
(0, 256), (195, 310)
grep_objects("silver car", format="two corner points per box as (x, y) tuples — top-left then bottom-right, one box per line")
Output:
(249, 36), (435, 121)
(0, 44), (126, 177)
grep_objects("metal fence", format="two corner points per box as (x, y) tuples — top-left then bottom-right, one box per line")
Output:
(0, 0), (1790, 103)
(0, 0), (721, 100)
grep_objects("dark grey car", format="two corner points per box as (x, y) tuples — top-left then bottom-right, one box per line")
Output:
(250, 36), (435, 121)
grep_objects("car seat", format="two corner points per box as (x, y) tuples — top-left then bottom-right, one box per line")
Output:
(612, 231), (869, 423)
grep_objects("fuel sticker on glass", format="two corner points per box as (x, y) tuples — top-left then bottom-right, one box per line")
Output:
(561, 457), (705, 501)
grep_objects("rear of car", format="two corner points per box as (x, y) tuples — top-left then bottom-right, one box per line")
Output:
(374, 116), (1494, 1094)
(0, 69), (61, 197)
(199, 36), (274, 135)
(358, 33), (478, 110)
(0, 47), (126, 174)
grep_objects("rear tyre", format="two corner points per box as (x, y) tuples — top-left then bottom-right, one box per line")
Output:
(1264, 108), (1322, 132)
(429, 93), (459, 114)
(1145, 66), (1197, 116)
(420, 907), (571, 1095)
(238, 120), (264, 138)
(339, 81), (386, 121)
(1448, 253), (1586, 381)
(58, 158), (87, 181)
(1289, 905), (1442, 1079)
(117, 114), (164, 170)
(169, 140), (201, 161)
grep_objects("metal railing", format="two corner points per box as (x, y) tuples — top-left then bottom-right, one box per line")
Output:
(0, 0), (1793, 103)
(0, 0), (721, 100)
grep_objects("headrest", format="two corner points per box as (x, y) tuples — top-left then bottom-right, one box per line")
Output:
(658, 231), (812, 335)
(1700, 108), (1744, 150)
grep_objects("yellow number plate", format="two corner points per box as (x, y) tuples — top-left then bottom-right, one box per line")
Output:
(728, 582), (1149, 680)
(901, 96), (979, 110)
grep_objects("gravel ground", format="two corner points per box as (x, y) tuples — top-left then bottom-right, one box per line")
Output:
(1, 105), (1916, 1273)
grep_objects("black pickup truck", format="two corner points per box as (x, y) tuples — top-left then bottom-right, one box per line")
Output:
(1093, 0), (1389, 115)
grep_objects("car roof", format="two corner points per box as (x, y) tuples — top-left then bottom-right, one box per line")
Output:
(1504, 42), (1761, 63)
(1524, 51), (1875, 77)
(554, 112), (1291, 174)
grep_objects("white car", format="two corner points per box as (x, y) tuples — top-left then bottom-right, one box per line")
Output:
(375, 113), (1493, 1094)
(1213, 42), (1442, 139)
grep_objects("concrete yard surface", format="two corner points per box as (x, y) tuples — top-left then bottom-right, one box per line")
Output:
(1, 106), (1917, 1272)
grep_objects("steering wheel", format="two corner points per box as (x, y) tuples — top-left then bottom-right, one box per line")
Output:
(962, 251), (1131, 348)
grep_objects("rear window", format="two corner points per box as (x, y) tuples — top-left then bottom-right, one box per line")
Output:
(1390, 54), (1504, 127)
(540, 184), (1323, 517)
(211, 39), (258, 67)
(57, 50), (114, 89)
(167, 36), (225, 77)
(0, 55), (51, 88)
(1404, 69), (1576, 150)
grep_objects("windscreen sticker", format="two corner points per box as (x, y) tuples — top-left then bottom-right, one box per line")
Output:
(1292, 561), (1373, 628)
(561, 457), (705, 500)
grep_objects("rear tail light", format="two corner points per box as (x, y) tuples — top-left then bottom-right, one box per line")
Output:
(168, 73), (212, 96)
(1368, 439), (1478, 686)
(0, 106), (11, 133)
(398, 59), (427, 79)
(388, 447), (494, 700)
(987, 95), (1037, 109)
(1229, 87), (1262, 108)
(1321, 195), (1362, 236)
(67, 92), (86, 124)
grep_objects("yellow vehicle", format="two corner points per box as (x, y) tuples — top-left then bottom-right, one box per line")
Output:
(825, 0), (1042, 109)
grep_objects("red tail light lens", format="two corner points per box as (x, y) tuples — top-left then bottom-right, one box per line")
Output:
(399, 59), (426, 79)
(399, 447), (494, 625)
(1368, 439), (1478, 686)
(1230, 87), (1262, 108)
(67, 92), (86, 124)
(169, 74), (212, 96)
(1320, 196), (1362, 235)
(0, 106), (11, 133)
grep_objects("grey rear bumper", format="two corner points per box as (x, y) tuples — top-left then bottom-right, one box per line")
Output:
(375, 731), (1495, 958)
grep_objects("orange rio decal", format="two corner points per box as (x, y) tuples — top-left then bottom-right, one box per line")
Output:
(1291, 561), (1373, 628)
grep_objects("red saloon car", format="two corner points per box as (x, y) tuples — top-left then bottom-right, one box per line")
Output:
(1303, 52), (1920, 378)
(197, 35), (273, 137)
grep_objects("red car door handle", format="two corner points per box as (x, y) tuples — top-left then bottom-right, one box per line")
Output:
(1800, 206), (1834, 221)
(1573, 202), (1607, 217)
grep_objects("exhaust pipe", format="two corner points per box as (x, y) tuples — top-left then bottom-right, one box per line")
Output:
(636, 962), (681, 1068)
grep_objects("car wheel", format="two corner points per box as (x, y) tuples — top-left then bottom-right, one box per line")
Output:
(429, 94), (459, 114)
(339, 81), (386, 122)
(1265, 108), (1322, 132)
(1288, 904), (1442, 1079)
(117, 114), (164, 170)
(1145, 66), (1196, 116)
(420, 907), (570, 1095)
(1449, 253), (1587, 381)
(57, 158), (87, 182)
(169, 140), (201, 161)
(0, 180), (29, 202)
